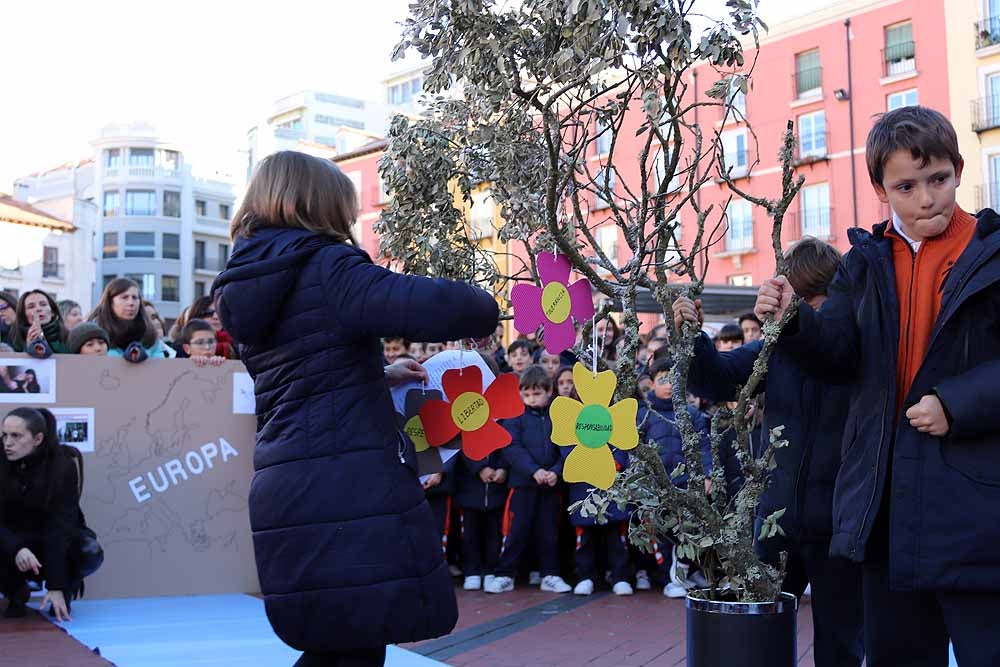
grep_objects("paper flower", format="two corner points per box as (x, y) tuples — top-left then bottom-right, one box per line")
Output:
(419, 365), (524, 460)
(396, 388), (447, 477)
(510, 252), (595, 354)
(550, 363), (638, 489)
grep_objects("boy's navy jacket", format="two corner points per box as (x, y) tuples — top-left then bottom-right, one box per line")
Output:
(637, 392), (713, 487)
(500, 405), (565, 488)
(778, 209), (1000, 592)
(563, 446), (630, 526)
(425, 451), (457, 499)
(212, 227), (499, 651)
(686, 332), (851, 563)
(454, 451), (507, 510)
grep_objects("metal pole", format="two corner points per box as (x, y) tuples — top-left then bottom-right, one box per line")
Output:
(845, 17), (859, 228)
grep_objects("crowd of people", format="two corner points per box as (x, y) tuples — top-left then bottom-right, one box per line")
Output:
(381, 306), (767, 600)
(0, 279), (238, 370)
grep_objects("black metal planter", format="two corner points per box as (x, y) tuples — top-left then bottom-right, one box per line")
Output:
(686, 591), (797, 667)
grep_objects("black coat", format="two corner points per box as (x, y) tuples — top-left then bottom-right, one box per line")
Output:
(454, 451), (507, 511)
(213, 227), (499, 651)
(686, 332), (850, 563)
(500, 406), (564, 488)
(779, 210), (1000, 592)
(637, 393), (713, 487)
(0, 449), (81, 591)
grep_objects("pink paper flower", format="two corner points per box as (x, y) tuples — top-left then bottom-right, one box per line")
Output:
(510, 252), (595, 354)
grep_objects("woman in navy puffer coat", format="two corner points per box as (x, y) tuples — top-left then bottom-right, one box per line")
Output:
(213, 152), (499, 667)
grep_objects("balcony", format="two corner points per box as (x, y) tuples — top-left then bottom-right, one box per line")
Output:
(971, 97), (1000, 132)
(882, 41), (916, 78)
(788, 208), (834, 240)
(42, 263), (65, 280)
(105, 166), (181, 180)
(794, 131), (830, 165)
(976, 17), (1000, 50)
(274, 127), (306, 141)
(194, 257), (227, 273)
(792, 67), (822, 100)
(715, 147), (754, 182)
(975, 184), (1000, 210)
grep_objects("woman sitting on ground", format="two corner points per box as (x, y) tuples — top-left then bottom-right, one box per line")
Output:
(87, 279), (167, 361)
(1, 407), (101, 620)
(10, 290), (68, 357)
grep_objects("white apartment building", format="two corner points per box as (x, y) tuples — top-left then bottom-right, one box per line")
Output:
(383, 64), (427, 119)
(247, 90), (387, 173)
(0, 193), (97, 309)
(13, 122), (235, 322)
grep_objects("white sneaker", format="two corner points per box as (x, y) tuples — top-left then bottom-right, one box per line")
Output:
(484, 575), (496, 589)
(484, 575), (514, 594)
(463, 575), (482, 591)
(573, 579), (595, 596)
(635, 569), (652, 591)
(528, 570), (542, 585)
(449, 564), (463, 577)
(612, 581), (634, 596)
(540, 575), (572, 593)
(669, 546), (695, 591)
(802, 584), (812, 597)
(664, 582), (688, 598)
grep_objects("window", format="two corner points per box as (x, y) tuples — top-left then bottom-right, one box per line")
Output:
(42, 247), (59, 278)
(596, 225), (619, 263)
(727, 78), (746, 118)
(595, 118), (612, 155)
(276, 117), (303, 130)
(218, 244), (229, 267)
(163, 191), (181, 218)
(978, 1), (1000, 49)
(987, 73), (1000, 129)
(722, 130), (749, 173)
(124, 232), (156, 258)
(129, 148), (154, 167)
(728, 274), (753, 287)
(125, 190), (156, 216)
(315, 93), (365, 108)
(160, 150), (180, 173)
(884, 22), (915, 77)
(126, 273), (156, 301)
(469, 189), (495, 239)
(103, 190), (121, 216)
(411, 77), (422, 95)
(161, 275), (179, 302)
(195, 240), (206, 269)
(314, 114), (364, 130)
(195, 200), (206, 216)
(103, 232), (119, 259)
(219, 203), (230, 220)
(887, 88), (918, 111)
(102, 275), (116, 288)
(795, 49), (822, 97)
(800, 183), (831, 238)
(194, 281), (206, 299)
(594, 168), (615, 209)
(725, 200), (753, 251)
(798, 111), (827, 159)
(105, 148), (122, 169)
(378, 175), (390, 203)
(162, 233), (180, 260)
(987, 154), (1000, 209)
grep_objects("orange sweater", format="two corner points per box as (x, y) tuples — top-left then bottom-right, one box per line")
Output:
(887, 206), (977, 412)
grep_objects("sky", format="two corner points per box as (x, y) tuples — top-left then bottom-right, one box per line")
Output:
(0, 0), (833, 192)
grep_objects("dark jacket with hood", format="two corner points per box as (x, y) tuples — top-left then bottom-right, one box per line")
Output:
(454, 450), (507, 511)
(500, 405), (565, 488)
(777, 210), (1000, 592)
(212, 227), (499, 651)
(686, 332), (851, 564)
(637, 392), (713, 488)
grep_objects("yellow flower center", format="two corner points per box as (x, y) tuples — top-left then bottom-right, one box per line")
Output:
(451, 392), (490, 432)
(541, 282), (571, 324)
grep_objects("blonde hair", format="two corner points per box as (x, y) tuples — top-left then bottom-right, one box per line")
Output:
(231, 151), (358, 243)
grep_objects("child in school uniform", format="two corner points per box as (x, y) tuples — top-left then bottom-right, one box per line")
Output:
(484, 366), (572, 594)
(454, 450), (507, 591)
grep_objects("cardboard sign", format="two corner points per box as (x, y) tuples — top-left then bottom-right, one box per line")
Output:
(0, 354), (258, 598)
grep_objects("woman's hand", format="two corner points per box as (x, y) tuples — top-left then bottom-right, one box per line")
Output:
(385, 358), (429, 387)
(42, 590), (71, 622)
(422, 473), (442, 490)
(26, 313), (43, 344)
(15, 547), (41, 575)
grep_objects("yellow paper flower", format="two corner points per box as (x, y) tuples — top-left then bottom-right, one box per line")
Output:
(550, 362), (639, 490)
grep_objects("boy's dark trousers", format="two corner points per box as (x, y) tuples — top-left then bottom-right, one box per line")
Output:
(460, 508), (502, 577)
(495, 486), (560, 578)
(781, 540), (863, 667)
(575, 523), (631, 584)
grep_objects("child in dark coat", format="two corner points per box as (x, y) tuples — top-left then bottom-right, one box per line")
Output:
(485, 366), (571, 594)
(564, 445), (633, 596)
(637, 358), (712, 598)
(454, 450), (507, 591)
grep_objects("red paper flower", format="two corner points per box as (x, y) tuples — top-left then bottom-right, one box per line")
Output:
(419, 365), (524, 460)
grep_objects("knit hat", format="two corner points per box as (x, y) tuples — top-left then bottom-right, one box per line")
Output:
(68, 322), (110, 354)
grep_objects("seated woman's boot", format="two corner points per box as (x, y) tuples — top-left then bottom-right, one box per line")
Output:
(3, 583), (30, 618)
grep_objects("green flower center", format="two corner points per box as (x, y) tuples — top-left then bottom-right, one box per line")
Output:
(575, 404), (613, 448)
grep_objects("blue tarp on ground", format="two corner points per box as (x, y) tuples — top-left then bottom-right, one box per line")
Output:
(46, 594), (446, 666)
